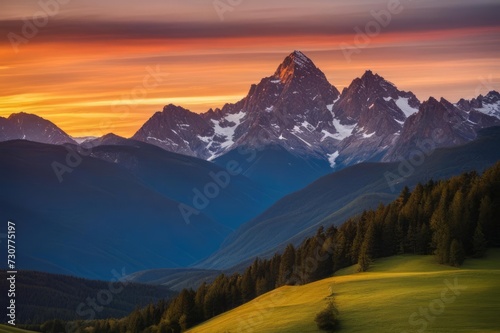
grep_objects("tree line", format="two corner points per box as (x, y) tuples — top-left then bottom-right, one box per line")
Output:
(33, 162), (500, 333)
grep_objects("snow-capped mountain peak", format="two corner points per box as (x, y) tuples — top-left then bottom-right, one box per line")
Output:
(129, 51), (499, 169)
(273, 50), (317, 84)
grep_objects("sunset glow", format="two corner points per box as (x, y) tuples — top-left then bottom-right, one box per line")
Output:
(1, 0), (499, 137)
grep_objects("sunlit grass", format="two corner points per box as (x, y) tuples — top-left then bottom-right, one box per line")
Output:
(188, 249), (500, 332)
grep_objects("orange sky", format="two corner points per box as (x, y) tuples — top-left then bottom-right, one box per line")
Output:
(1, 1), (499, 137)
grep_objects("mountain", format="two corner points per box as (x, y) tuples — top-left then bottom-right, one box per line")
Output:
(331, 70), (420, 167)
(72, 136), (98, 144)
(83, 132), (130, 147)
(130, 51), (428, 192)
(0, 112), (75, 145)
(133, 52), (500, 172)
(385, 94), (500, 161)
(197, 126), (500, 269)
(4, 52), (499, 180)
(0, 140), (256, 280)
(211, 144), (332, 195)
(456, 90), (500, 119)
(132, 104), (214, 158)
(84, 139), (278, 229)
(132, 51), (341, 161)
(204, 50), (341, 159)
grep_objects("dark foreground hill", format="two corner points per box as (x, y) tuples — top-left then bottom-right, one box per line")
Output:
(0, 270), (174, 325)
(0, 140), (273, 280)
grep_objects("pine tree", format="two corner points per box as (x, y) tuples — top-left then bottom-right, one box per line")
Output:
(350, 215), (365, 262)
(382, 205), (398, 256)
(195, 282), (208, 320)
(278, 244), (296, 286)
(416, 223), (432, 254)
(397, 186), (411, 207)
(472, 224), (487, 258)
(478, 195), (494, 240)
(449, 239), (465, 267)
(358, 223), (374, 272)
(240, 268), (255, 302)
(431, 188), (451, 264)
(449, 190), (465, 241)
(255, 277), (268, 296)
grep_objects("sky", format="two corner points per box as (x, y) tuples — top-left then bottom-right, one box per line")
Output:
(0, 0), (499, 137)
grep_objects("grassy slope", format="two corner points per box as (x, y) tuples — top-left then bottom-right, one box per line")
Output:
(188, 249), (500, 333)
(0, 325), (37, 333)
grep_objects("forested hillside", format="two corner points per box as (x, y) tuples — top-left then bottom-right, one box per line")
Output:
(36, 162), (500, 333)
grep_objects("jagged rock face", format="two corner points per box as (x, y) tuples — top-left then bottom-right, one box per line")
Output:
(333, 71), (419, 126)
(216, 50), (341, 158)
(384, 96), (500, 161)
(130, 51), (423, 165)
(131, 50), (500, 168)
(132, 104), (215, 158)
(386, 92), (500, 162)
(330, 70), (421, 166)
(455, 91), (500, 120)
(132, 51), (342, 160)
(0, 112), (75, 145)
(384, 98), (463, 161)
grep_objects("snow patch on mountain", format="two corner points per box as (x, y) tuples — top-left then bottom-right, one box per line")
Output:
(331, 118), (357, 140)
(475, 100), (500, 119)
(395, 97), (419, 117)
(198, 135), (211, 143)
(147, 136), (178, 146)
(72, 136), (97, 144)
(301, 121), (315, 132)
(292, 50), (311, 67)
(211, 110), (246, 149)
(327, 151), (340, 168)
(362, 131), (376, 138)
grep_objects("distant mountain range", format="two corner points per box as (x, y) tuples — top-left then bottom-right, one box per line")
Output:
(0, 112), (76, 145)
(131, 51), (500, 168)
(2, 51), (499, 172)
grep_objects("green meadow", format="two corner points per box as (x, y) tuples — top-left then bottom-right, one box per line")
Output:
(188, 249), (500, 333)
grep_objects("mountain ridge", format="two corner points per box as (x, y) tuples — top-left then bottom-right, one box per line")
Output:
(2, 51), (500, 171)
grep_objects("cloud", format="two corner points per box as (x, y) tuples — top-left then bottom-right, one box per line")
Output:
(1, 2), (500, 44)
